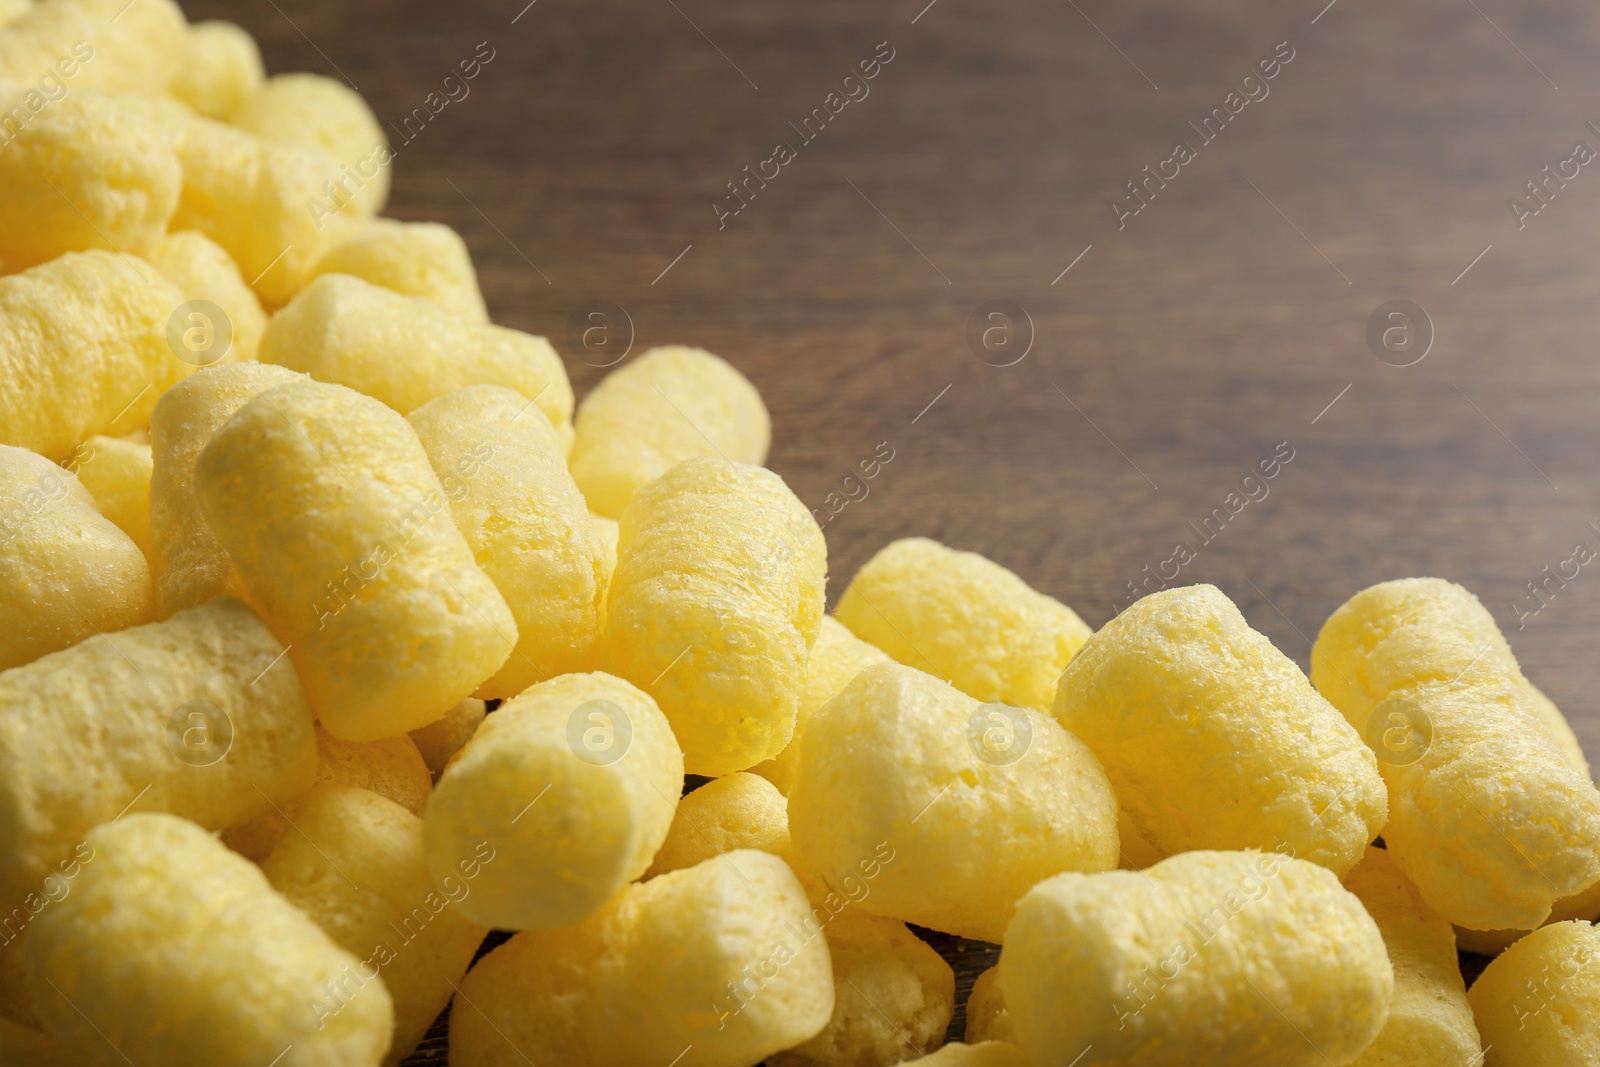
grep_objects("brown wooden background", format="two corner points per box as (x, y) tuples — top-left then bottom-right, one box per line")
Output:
(185, 0), (1600, 1058)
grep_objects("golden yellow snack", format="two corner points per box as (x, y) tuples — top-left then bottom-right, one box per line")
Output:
(195, 378), (517, 741)
(647, 772), (791, 878)
(965, 967), (1013, 1044)
(0, 444), (151, 670)
(0, 598), (316, 908)
(222, 726), (433, 863)
(770, 907), (954, 1067)
(233, 72), (389, 218)
(836, 537), (1091, 713)
(601, 456), (825, 776)
(148, 362), (302, 617)
(262, 784), (486, 1067)
(145, 229), (267, 364)
(408, 697), (486, 779)
(1056, 584), (1385, 878)
(751, 615), (890, 795)
(448, 849), (832, 1067)
(1312, 577), (1600, 930)
(259, 273), (573, 438)
(569, 346), (771, 519)
(408, 385), (605, 697)
(424, 672), (681, 930)
(790, 662), (1119, 942)
(167, 20), (263, 120)
(25, 813), (393, 1067)
(71, 433), (152, 560)
(0, 1014), (85, 1066)
(0, 250), (189, 460)
(0, 0), (185, 94)
(898, 1043), (1033, 1067)
(1343, 847), (1481, 1066)
(0, 88), (179, 272)
(1468, 920), (1600, 1067)
(311, 218), (488, 322)
(1000, 850), (1393, 1067)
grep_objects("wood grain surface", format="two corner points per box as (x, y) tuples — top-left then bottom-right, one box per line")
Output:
(182, 0), (1600, 1059)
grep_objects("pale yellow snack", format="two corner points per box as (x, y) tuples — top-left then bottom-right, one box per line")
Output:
(407, 697), (486, 779)
(1468, 920), (1600, 1067)
(569, 346), (771, 518)
(195, 378), (517, 741)
(1312, 577), (1600, 930)
(424, 672), (681, 930)
(233, 72), (390, 218)
(1000, 850), (1393, 1067)
(408, 385), (605, 697)
(898, 1043), (1033, 1067)
(71, 434), (152, 560)
(590, 511), (619, 625)
(789, 662), (1119, 942)
(148, 362), (302, 617)
(965, 967), (1013, 1044)
(0, 250), (190, 460)
(167, 20), (263, 120)
(1056, 584), (1386, 878)
(1456, 879), (1600, 956)
(259, 274), (573, 439)
(0, 1012), (87, 1065)
(311, 218), (488, 322)
(1343, 847), (1482, 1066)
(600, 456), (825, 776)
(0, 598), (316, 909)
(836, 537), (1091, 713)
(0, 0), (185, 94)
(448, 850), (832, 1067)
(1530, 683), (1591, 777)
(145, 230), (267, 364)
(0, 88), (180, 272)
(751, 614), (890, 795)
(0, 0), (31, 30)
(25, 813), (393, 1067)
(646, 772), (791, 878)
(222, 726), (433, 863)
(262, 784), (487, 1067)
(0, 444), (151, 670)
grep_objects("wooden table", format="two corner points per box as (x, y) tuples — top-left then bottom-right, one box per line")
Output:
(186, 0), (1600, 1058)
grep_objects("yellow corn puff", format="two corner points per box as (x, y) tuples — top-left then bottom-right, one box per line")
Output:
(424, 672), (681, 930)
(1456, 879), (1600, 957)
(0, 0), (31, 30)
(233, 72), (389, 218)
(1468, 920), (1600, 1067)
(965, 967), (1013, 1044)
(898, 1043), (1033, 1067)
(258, 273), (573, 438)
(222, 726), (432, 862)
(1000, 850), (1393, 1067)
(0, 443), (150, 670)
(311, 218), (487, 322)
(0, 0), (185, 94)
(569, 346), (771, 519)
(837, 537), (1091, 713)
(789, 662), (1119, 942)
(1312, 577), (1600, 930)
(0, 250), (189, 460)
(408, 385), (605, 697)
(195, 378), (517, 741)
(25, 813), (393, 1067)
(262, 784), (486, 1067)
(448, 849), (832, 1067)
(0, 596), (315, 909)
(408, 697), (486, 779)
(601, 456), (824, 775)
(751, 614), (890, 795)
(148, 362), (302, 617)
(71, 433), (151, 560)
(647, 772), (791, 878)
(1056, 584), (1386, 877)
(145, 229), (267, 363)
(167, 20), (263, 120)
(1343, 847), (1482, 1066)
(0, 88), (179, 271)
